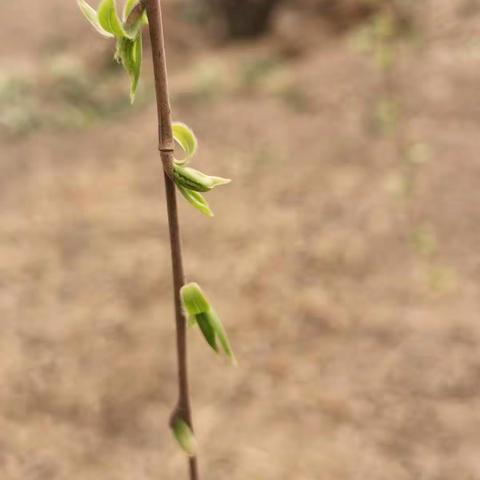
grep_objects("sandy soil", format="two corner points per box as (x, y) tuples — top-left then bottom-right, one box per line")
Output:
(1, 1), (480, 479)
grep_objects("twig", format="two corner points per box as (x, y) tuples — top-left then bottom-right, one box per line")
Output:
(142, 1), (199, 478)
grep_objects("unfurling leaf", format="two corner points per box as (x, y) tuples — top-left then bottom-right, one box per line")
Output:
(206, 309), (237, 365)
(196, 312), (218, 352)
(170, 122), (230, 215)
(208, 176), (232, 188)
(173, 122), (198, 165)
(123, 0), (148, 38)
(180, 282), (236, 364)
(77, 0), (146, 101)
(178, 186), (214, 217)
(130, 35), (142, 102)
(174, 165), (215, 192)
(77, 0), (114, 37)
(173, 165), (231, 193)
(115, 35), (142, 103)
(181, 282), (211, 316)
(97, 0), (126, 38)
(171, 418), (197, 457)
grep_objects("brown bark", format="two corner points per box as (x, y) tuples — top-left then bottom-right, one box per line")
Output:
(142, 1), (199, 478)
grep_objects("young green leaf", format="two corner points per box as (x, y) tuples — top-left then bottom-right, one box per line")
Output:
(170, 121), (230, 214)
(206, 310), (237, 365)
(77, 0), (114, 37)
(177, 186), (214, 217)
(181, 282), (211, 316)
(208, 176), (232, 188)
(171, 418), (197, 457)
(180, 282), (236, 364)
(97, 0), (126, 38)
(128, 35), (142, 103)
(173, 122), (198, 165)
(116, 35), (142, 103)
(196, 312), (218, 352)
(174, 165), (213, 192)
(174, 165), (231, 193)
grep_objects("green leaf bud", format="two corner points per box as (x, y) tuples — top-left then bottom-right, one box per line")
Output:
(173, 165), (215, 192)
(170, 418), (197, 457)
(180, 282), (211, 316)
(196, 312), (218, 352)
(180, 282), (236, 365)
(173, 165), (231, 193)
(177, 186), (214, 217)
(97, 0), (126, 38)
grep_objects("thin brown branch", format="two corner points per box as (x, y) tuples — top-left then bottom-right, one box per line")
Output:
(124, 2), (146, 31)
(143, 1), (199, 479)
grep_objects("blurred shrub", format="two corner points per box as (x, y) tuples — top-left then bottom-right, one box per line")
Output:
(298, 0), (377, 29)
(0, 55), (146, 139)
(0, 74), (40, 137)
(197, 0), (283, 38)
(295, 0), (416, 31)
(189, 0), (415, 40)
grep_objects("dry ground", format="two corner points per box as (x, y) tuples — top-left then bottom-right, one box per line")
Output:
(1, 1), (480, 479)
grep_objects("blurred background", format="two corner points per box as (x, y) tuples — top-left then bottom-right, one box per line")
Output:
(1, 0), (480, 478)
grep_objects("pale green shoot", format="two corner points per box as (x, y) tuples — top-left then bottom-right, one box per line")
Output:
(77, 0), (114, 37)
(171, 123), (230, 215)
(181, 282), (236, 365)
(77, 0), (143, 101)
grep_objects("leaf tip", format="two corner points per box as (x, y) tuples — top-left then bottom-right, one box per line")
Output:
(210, 176), (232, 187)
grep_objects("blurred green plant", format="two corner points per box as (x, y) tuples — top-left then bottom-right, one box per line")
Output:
(0, 74), (39, 136)
(199, 0), (282, 38)
(77, 2), (235, 476)
(410, 223), (437, 258)
(239, 56), (281, 88)
(0, 55), (147, 138)
(357, 1), (454, 293)
(427, 265), (456, 294)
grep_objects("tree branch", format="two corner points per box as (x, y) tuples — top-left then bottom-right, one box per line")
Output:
(142, 1), (199, 479)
